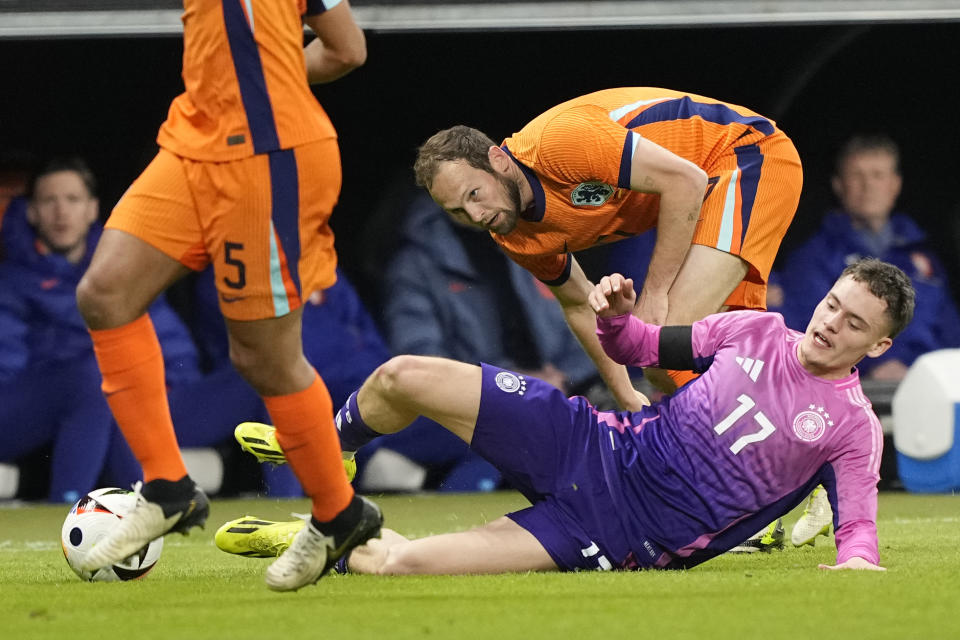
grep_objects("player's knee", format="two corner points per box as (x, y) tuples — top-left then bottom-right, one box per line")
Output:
(228, 343), (259, 384)
(370, 355), (426, 399)
(228, 340), (314, 397)
(76, 271), (124, 328)
(228, 345), (287, 395)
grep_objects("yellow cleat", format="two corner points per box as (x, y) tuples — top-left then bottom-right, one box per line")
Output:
(235, 422), (286, 465)
(214, 516), (305, 558)
(728, 519), (785, 553)
(235, 422), (357, 482)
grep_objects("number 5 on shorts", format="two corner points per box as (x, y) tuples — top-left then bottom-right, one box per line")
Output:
(223, 241), (246, 290)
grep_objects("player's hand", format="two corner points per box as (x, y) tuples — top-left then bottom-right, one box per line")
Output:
(589, 274), (637, 317)
(818, 557), (886, 571)
(634, 288), (668, 326)
(622, 388), (651, 411)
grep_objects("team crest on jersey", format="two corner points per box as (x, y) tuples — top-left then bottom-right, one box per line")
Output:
(495, 372), (526, 395)
(792, 404), (833, 442)
(571, 182), (615, 206)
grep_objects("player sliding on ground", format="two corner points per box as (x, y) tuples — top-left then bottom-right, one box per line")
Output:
(219, 258), (912, 573)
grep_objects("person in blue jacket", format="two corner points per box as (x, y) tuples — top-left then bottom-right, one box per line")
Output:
(370, 192), (599, 492)
(0, 158), (202, 502)
(779, 135), (960, 380)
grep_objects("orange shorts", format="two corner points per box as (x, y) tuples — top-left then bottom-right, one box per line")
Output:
(693, 131), (802, 310)
(106, 138), (341, 321)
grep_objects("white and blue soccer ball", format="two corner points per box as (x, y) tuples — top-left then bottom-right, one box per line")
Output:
(61, 487), (164, 582)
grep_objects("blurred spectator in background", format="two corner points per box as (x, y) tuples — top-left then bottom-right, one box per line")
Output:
(778, 135), (960, 380)
(0, 158), (201, 502)
(365, 192), (599, 492)
(187, 264), (391, 496)
(0, 152), (33, 235)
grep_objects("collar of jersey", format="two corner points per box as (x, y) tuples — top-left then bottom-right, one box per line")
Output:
(501, 145), (545, 222)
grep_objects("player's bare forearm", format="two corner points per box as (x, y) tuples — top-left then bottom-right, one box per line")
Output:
(303, 1), (367, 84)
(551, 260), (648, 410)
(628, 138), (707, 324)
(636, 186), (703, 321)
(562, 302), (648, 410)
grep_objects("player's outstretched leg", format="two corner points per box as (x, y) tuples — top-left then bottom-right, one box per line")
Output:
(264, 495), (383, 591)
(791, 485), (832, 546)
(79, 476), (209, 571)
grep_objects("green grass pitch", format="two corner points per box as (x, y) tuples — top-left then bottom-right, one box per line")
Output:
(2, 491), (958, 640)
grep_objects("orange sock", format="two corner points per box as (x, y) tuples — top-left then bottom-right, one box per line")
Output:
(667, 369), (699, 389)
(89, 314), (186, 482)
(264, 374), (353, 521)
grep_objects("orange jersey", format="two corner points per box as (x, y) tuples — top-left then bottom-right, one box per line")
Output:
(157, 0), (337, 161)
(497, 87), (799, 285)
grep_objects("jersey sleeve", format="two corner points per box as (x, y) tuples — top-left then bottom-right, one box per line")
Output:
(596, 309), (782, 370)
(690, 310), (781, 363)
(535, 106), (636, 189)
(304, 0), (342, 15)
(827, 418), (883, 565)
(501, 246), (572, 285)
(596, 313), (663, 367)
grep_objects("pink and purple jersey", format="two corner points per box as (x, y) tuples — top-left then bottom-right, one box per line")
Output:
(595, 310), (882, 567)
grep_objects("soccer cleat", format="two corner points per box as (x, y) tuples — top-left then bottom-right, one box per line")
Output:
(215, 516), (305, 558)
(235, 422), (287, 465)
(264, 496), (382, 591)
(235, 422), (357, 482)
(728, 518), (786, 553)
(78, 478), (209, 571)
(791, 485), (832, 547)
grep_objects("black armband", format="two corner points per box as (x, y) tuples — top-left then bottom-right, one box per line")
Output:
(658, 326), (695, 371)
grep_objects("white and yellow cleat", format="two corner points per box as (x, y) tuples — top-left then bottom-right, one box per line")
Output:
(791, 485), (832, 547)
(264, 497), (383, 591)
(235, 422), (357, 482)
(79, 479), (208, 571)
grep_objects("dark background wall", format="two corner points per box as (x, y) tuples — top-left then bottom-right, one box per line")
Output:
(3, 21), (959, 307)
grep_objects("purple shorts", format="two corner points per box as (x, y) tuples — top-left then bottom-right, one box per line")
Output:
(471, 364), (642, 571)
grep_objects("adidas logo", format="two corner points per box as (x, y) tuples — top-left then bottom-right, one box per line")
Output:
(735, 356), (765, 382)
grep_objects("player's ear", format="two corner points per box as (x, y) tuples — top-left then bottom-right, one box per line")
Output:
(864, 336), (893, 359)
(488, 146), (510, 173)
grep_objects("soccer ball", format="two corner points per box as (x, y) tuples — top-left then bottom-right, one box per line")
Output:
(61, 487), (164, 582)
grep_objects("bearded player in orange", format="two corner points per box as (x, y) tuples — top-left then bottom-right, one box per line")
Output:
(415, 88), (803, 408)
(74, 0), (380, 592)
